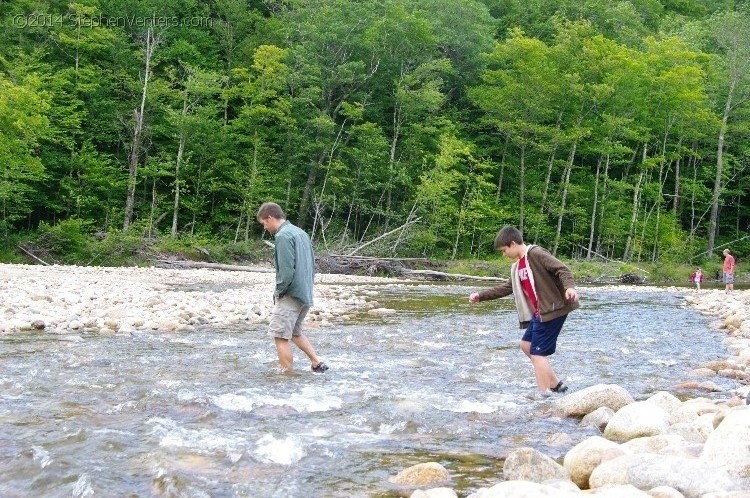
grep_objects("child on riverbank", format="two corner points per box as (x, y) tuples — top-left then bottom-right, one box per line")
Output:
(468, 226), (579, 396)
(690, 268), (704, 291)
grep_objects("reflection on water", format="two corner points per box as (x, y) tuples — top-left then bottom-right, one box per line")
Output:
(0, 284), (736, 497)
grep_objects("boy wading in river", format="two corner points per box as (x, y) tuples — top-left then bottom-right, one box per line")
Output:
(469, 226), (579, 396)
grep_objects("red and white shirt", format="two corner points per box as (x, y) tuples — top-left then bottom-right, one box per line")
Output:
(517, 255), (539, 315)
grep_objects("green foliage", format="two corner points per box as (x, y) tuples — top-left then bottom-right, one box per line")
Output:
(0, 0), (748, 267)
(31, 219), (93, 263)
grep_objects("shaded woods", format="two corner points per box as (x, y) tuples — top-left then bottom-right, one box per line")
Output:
(1, 0), (749, 264)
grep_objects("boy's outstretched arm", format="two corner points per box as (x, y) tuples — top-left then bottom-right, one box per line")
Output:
(468, 280), (513, 303)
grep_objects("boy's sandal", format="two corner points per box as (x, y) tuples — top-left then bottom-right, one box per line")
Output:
(312, 362), (329, 373)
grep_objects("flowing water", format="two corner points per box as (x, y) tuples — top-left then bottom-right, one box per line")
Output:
(0, 284), (737, 497)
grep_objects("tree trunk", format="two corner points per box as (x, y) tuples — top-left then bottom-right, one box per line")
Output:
(496, 134), (509, 199)
(672, 137), (682, 216)
(171, 88), (188, 237)
(624, 144), (647, 261)
(386, 95), (403, 221)
(587, 154), (604, 259)
(552, 140), (576, 256)
(124, 24), (155, 231)
(708, 79), (735, 253)
(297, 158), (320, 229)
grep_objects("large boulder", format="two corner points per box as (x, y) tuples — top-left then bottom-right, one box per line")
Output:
(556, 384), (634, 417)
(603, 401), (670, 442)
(588, 453), (739, 498)
(700, 409), (750, 477)
(390, 462), (450, 487)
(563, 436), (624, 489)
(503, 447), (569, 483)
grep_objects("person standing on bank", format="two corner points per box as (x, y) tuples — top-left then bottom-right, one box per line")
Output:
(468, 226), (579, 395)
(690, 267), (704, 291)
(257, 202), (328, 373)
(723, 248), (735, 293)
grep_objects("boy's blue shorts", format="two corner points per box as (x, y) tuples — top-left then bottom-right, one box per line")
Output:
(521, 314), (567, 356)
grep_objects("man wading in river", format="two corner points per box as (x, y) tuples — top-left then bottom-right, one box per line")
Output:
(257, 202), (329, 374)
(469, 225), (578, 396)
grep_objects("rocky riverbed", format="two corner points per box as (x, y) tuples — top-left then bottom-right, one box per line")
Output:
(395, 288), (750, 498)
(0, 263), (399, 334)
(3, 264), (750, 497)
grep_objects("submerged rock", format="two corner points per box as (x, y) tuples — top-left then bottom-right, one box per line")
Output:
(502, 447), (569, 483)
(390, 462), (450, 487)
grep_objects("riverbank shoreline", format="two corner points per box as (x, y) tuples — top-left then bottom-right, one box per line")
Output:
(0, 263), (404, 335)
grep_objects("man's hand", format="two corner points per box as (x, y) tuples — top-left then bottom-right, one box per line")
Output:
(469, 292), (480, 303)
(565, 288), (578, 303)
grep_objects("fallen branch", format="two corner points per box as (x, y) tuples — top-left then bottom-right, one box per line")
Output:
(689, 235), (750, 261)
(575, 244), (611, 262)
(347, 217), (422, 256)
(17, 245), (50, 266)
(157, 260), (273, 273)
(402, 269), (506, 282)
(326, 254), (429, 262)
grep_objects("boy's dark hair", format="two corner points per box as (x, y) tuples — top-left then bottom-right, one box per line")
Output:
(494, 225), (524, 249)
(257, 202), (285, 221)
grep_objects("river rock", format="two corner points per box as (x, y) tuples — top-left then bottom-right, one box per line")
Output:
(603, 401), (670, 442)
(700, 409), (750, 477)
(621, 434), (702, 459)
(503, 447), (569, 483)
(469, 480), (580, 498)
(587, 484), (651, 497)
(390, 462), (450, 487)
(692, 413), (718, 440)
(588, 453), (739, 498)
(563, 435), (624, 489)
(580, 406), (615, 432)
(31, 320), (45, 330)
(670, 398), (719, 424)
(666, 422), (706, 443)
(556, 384), (634, 417)
(411, 488), (457, 498)
(647, 486), (685, 498)
(645, 391), (682, 416)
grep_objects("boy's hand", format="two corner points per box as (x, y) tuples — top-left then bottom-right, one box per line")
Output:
(469, 292), (480, 303)
(565, 288), (578, 303)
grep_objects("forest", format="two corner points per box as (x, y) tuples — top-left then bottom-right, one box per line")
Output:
(1, 0), (749, 264)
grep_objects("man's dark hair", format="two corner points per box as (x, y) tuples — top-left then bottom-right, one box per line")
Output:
(257, 202), (285, 221)
(494, 225), (523, 249)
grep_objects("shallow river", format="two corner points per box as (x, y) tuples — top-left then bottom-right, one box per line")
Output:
(0, 284), (736, 497)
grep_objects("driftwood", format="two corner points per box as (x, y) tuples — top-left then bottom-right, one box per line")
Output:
(157, 260), (273, 273)
(401, 269), (506, 282)
(317, 254), (506, 281)
(158, 253), (504, 282)
(17, 245), (50, 266)
(347, 217), (422, 256)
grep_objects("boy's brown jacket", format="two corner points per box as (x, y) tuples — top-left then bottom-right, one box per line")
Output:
(476, 245), (578, 328)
